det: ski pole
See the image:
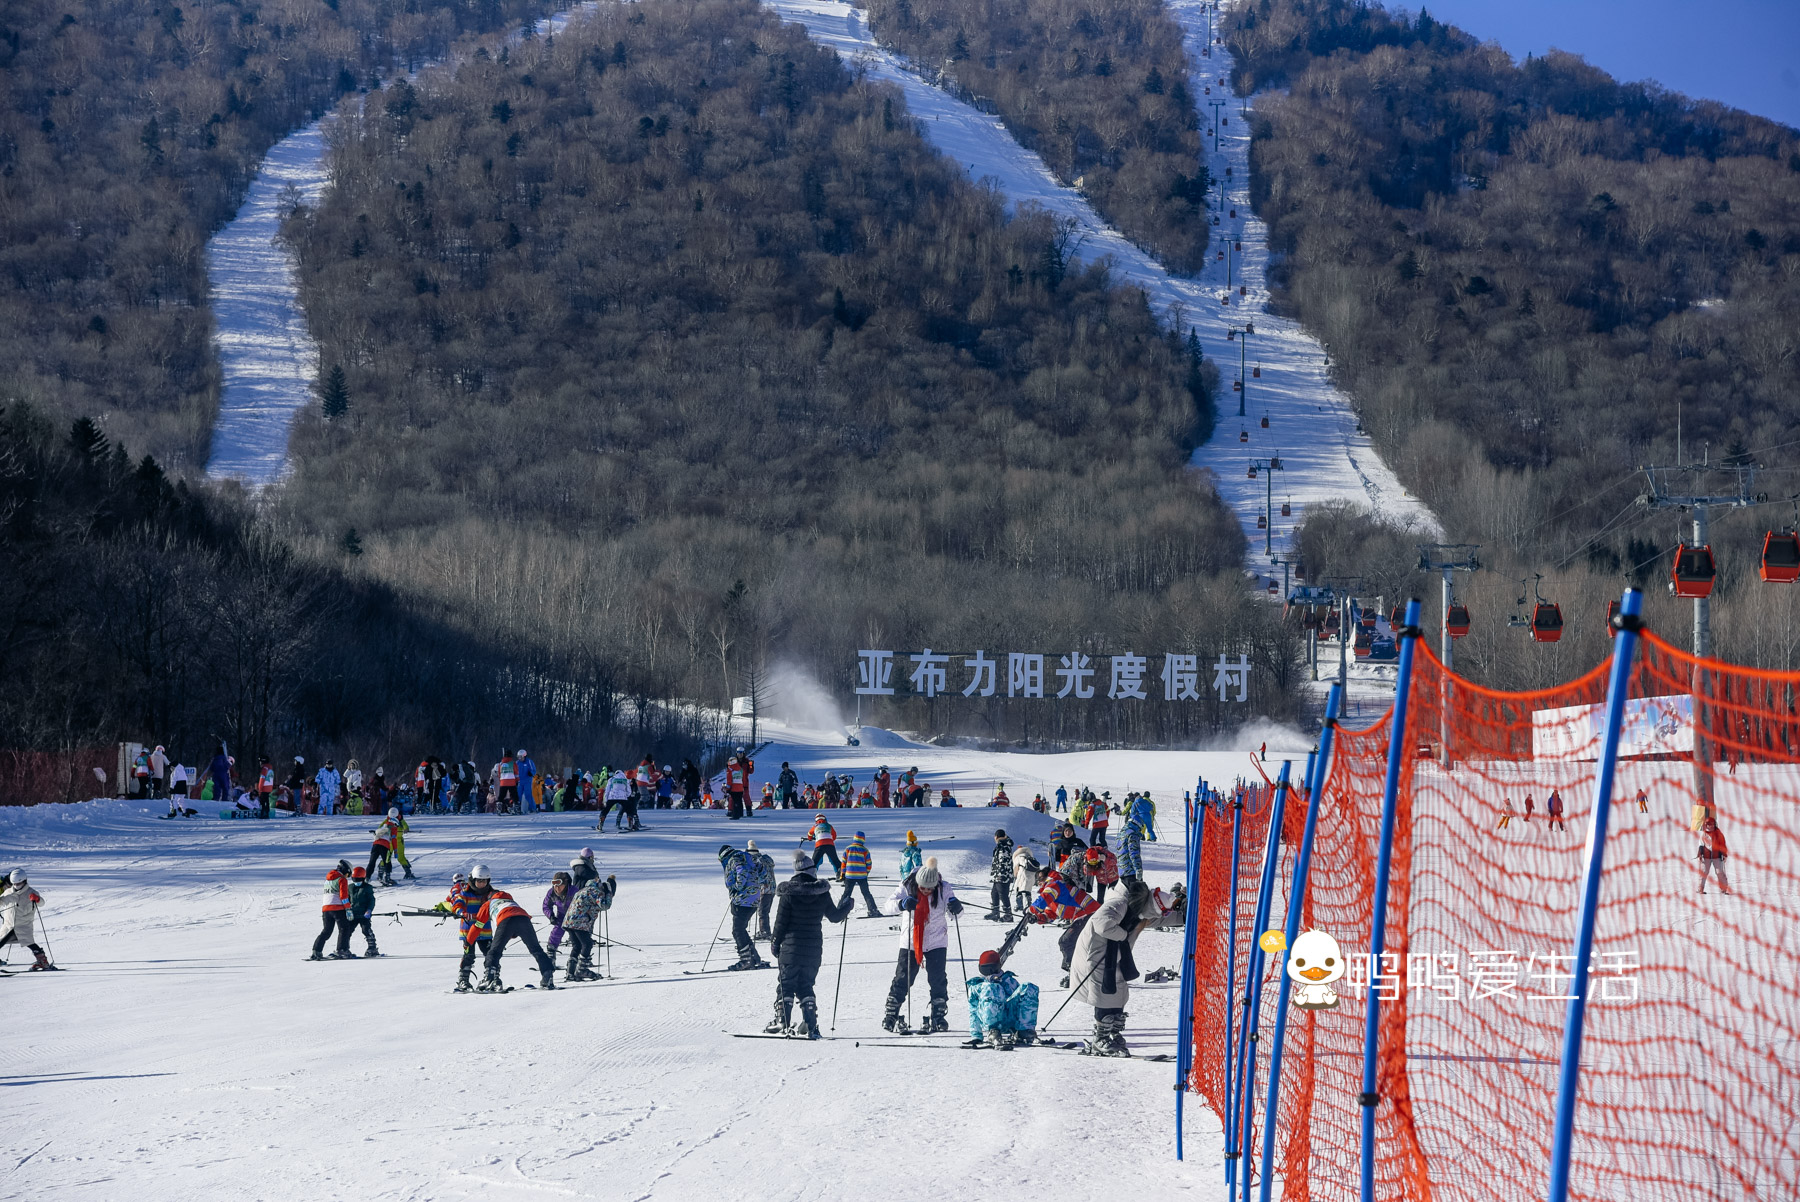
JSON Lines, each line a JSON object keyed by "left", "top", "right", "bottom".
{"left": 830, "top": 906, "right": 851, "bottom": 1030}
{"left": 34, "top": 903, "right": 54, "bottom": 966}
{"left": 604, "top": 911, "right": 612, "bottom": 980}
{"left": 1041, "top": 962, "right": 1099, "bottom": 1034}
{"left": 953, "top": 910, "right": 969, "bottom": 1000}
{"left": 700, "top": 905, "right": 728, "bottom": 972}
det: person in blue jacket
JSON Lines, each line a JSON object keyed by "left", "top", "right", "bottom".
{"left": 208, "top": 743, "right": 233, "bottom": 808}
{"left": 517, "top": 749, "right": 537, "bottom": 814}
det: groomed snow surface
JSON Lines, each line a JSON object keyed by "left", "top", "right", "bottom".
{"left": 3, "top": 729, "right": 1295, "bottom": 1199}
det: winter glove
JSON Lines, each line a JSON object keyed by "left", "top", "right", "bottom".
{"left": 947, "top": 897, "right": 964, "bottom": 916}
{"left": 899, "top": 896, "right": 917, "bottom": 911}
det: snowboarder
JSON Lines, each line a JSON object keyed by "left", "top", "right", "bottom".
{"left": 563, "top": 871, "right": 617, "bottom": 980}
{"left": 308, "top": 861, "right": 354, "bottom": 960}
{"left": 1697, "top": 818, "right": 1732, "bottom": 894}
{"left": 719, "top": 845, "right": 769, "bottom": 969}
{"left": 349, "top": 866, "right": 380, "bottom": 956}
{"left": 1071, "top": 880, "right": 1183, "bottom": 1056}
{"left": 765, "top": 850, "right": 853, "bottom": 1037}
{"left": 542, "top": 872, "right": 572, "bottom": 964}
{"left": 806, "top": 813, "right": 841, "bottom": 876}
{"left": 1084, "top": 844, "right": 1120, "bottom": 904}
{"left": 747, "top": 841, "right": 777, "bottom": 939}
{"left": 463, "top": 866, "right": 556, "bottom": 991}
{"left": 0, "top": 869, "right": 53, "bottom": 970}
{"left": 777, "top": 762, "right": 799, "bottom": 808}
{"left": 900, "top": 830, "right": 922, "bottom": 879}
{"left": 968, "top": 950, "right": 1039, "bottom": 1047}
{"left": 882, "top": 857, "right": 963, "bottom": 1033}
{"left": 837, "top": 831, "right": 880, "bottom": 917}
{"left": 987, "top": 829, "right": 1015, "bottom": 920}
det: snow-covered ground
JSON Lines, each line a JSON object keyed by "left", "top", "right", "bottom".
{"left": 1, "top": 725, "right": 1302, "bottom": 1198}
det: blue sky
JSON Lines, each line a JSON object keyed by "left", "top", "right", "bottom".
{"left": 1413, "top": 0, "right": 1800, "bottom": 129}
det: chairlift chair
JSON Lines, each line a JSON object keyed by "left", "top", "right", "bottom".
{"left": 1445, "top": 604, "right": 1470, "bottom": 639}
{"left": 1670, "top": 545, "right": 1716, "bottom": 599}
{"left": 1530, "top": 602, "right": 1564, "bottom": 643}
{"left": 1760, "top": 531, "right": 1800, "bottom": 584}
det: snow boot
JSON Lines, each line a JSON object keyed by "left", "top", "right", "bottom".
{"left": 454, "top": 967, "right": 475, "bottom": 992}
{"left": 475, "top": 970, "right": 505, "bottom": 993}
{"left": 539, "top": 966, "right": 557, "bottom": 991}
{"left": 795, "top": 999, "right": 821, "bottom": 1041}
{"left": 764, "top": 996, "right": 794, "bottom": 1035}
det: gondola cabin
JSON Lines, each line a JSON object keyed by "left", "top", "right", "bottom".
{"left": 1260, "top": 415, "right": 1269, "bottom": 428}
{"left": 1239, "top": 429, "right": 1249, "bottom": 442}
{"left": 1446, "top": 604, "right": 1470, "bottom": 639}
{"left": 1388, "top": 603, "right": 1405, "bottom": 627}
{"left": 1353, "top": 629, "right": 1373, "bottom": 658}
{"left": 1761, "top": 532, "right": 1800, "bottom": 583}
{"left": 1267, "top": 580, "right": 1278, "bottom": 595}
{"left": 1530, "top": 602, "right": 1564, "bottom": 643}
{"left": 1253, "top": 366, "right": 1261, "bottom": 378}
{"left": 1670, "top": 545, "right": 1716, "bottom": 599}
{"left": 1239, "top": 286, "right": 1247, "bottom": 297}
{"left": 1606, "top": 600, "right": 1621, "bottom": 636}
{"left": 1247, "top": 464, "right": 1257, "bottom": 478}
{"left": 1234, "top": 380, "right": 1243, "bottom": 392}
{"left": 1280, "top": 501, "right": 1291, "bottom": 517}
{"left": 1256, "top": 514, "right": 1266, "bottom": 529}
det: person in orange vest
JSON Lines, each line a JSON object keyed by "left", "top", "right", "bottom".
{"left": 724, "top": 756, "right": 751, "bottom": 820}
{"left": 308, "top": 860, "right": 355, "bottom": 960}
{"left": 495, "top": 752, "right": 520, "bottom": 813}
{"left": 807, "top": 814, "right": 841, "bottom": 875}
{"left": 463, "top": 865, "right": 557, "bottom": 991}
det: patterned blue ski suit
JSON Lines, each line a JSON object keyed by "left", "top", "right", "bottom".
{"left": 967, "top": 970, "right": 1040, "bottom": 1039}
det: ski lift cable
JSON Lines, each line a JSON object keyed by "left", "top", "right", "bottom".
{"left": 1545, "top": 496, "right": 1653, "bottom": 573}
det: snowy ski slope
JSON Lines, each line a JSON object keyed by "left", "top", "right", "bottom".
{"left": 1, "top": 727, "right": 1287, "bottom": 1199}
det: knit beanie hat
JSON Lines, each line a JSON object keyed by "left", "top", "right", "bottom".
{"left": 717, "top": 844, "right": 736, "bottom": 864}
{"left": 854, "top": 831, "right": 866, "bottom": 840}
{"left": 793, "top": 850, "right": 814, "bottom": 872}
{"left": 906, "top": 831, "right": 917, "bottom": 844}
{"left": 916, "top": 857, "right": 941, "bottom": 891}
{"left": 746, "top": 839, "right": 759, "bottom": 853}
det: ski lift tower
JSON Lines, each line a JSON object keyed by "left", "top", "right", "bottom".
{"left": 1249, "top": 454, "right": 1284, "bottom": 557}
{"left": 1319, "top": 575, "right": 1370, "bottom": 711}
{"left": 1415, "top": 544, "right": 1481, "bottom": 673}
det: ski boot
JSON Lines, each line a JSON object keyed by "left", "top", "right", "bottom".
{"left": 402, "top": 865, "right": 416, "bottom": 881}
{"left": 882, "top": 1007, "right": 911, "bottom": 1035}
{"left": 764, "top": 996, "right": 794, "bottom": 1035}
{"left": 1015, "top": 1029, "right": 1038, "bottom": 1047}
{"left": 578, "top": 951, "right": 602, "bottom": 981}
{"left": 307, "top": 951, "right": 326, "bottom": 962}
{"left": 475, "top": 970, "right": 506, "bottom": 993}
{"left": 329, "top": 948, "right": 359, "bottom": 960}
{"left": 1081, "top": 1012, "right": 1130, "bottom": 1057}
{"left": 795, "top": 999, "right": 821, "bottom": 1041}
{"left": 379, "top": 871, "right": 397, "bottom": 888}
{"left": 454, "top": 967, "right": 475, "bottom": 993}
{"left": 539, "top": 966, "right": 557, "bottom": 991}
{"left": 1059, "top": 973, "right": 1070, "bottom": 989}
{"left": 926, "top": 1004, "right": 950, "bottom": 1034}
{"left": 983, "top": 910, "right": 1000, "bottom": 922}
{"left": 364, "top": 941, "right": 382, "bottom": 958}
{"left": 29, "top": 950, "right": 58, "bottom": 971}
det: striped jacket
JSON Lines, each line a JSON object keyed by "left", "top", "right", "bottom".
{"left": 465, "top": 891, "right": 528, "bottom": 945}
{"left": 840, "top": 839, "right": 872, "bottom": 880}
{"left": 1117, "top": 823, "right": 1144, "bottom": 878}
{"left": 1028, "top": 871, "right": 1099, "bottom": 924}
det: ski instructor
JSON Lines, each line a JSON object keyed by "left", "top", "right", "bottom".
{"left": 763, "top": 849, "right": 852, "bottom": 1038}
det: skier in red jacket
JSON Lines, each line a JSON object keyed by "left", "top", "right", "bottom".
{"left": 461, "top": 865, "right": 557, "bottom": 992}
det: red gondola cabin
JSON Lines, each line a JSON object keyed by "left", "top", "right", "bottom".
{"left": 1761, "top": 532, "right": 1800, "bottom": 584}
{"left": 1446, "top": 605, "right": 1471, "bottom": 639}
{"left": 1530, "top": 603, "right": 1564, "bottom": 643}
{"left": 1670, "top": 545, "right": 1716, "bottom": 599}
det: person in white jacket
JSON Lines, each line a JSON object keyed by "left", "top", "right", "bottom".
{"left": 316, "top": 761, "right": 342, "bottom": 816}
{"left": 598, "top": 773, "right": 632, "bottom": 833}
{"left": 881, "top": 857, "right": 964, "bottom": 1034}
{"left": 1070, "top": 879, "right": 1182, "bottom": 1056}
{"left": 0, "top": 869, "right": 53, "bottom": 970}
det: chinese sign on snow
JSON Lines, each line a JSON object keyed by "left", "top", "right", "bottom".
{"left": 855, "top": 650, "right": 1252, "bottom": 702}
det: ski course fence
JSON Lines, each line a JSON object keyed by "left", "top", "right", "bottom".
{"left": 1183, "top": 594, "right": 1800, "bottom": 1201}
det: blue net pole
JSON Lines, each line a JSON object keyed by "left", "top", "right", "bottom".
{"left": 1176, "top": 774, "right": 1207, "bottom": 1160}
{"left": 1223, "top": 784, "right": 1246, "bottom": 1187}
{"left": 1545, "top": 588, "right": 1643, "bottom": 1202}
{"left": 1232, "top": 759, "right": 1295, "bottom": 1202}
{"left": 1257, "top": 684, "right": 1343, "bottom": 1202}
{"left": 1360, "top": 597, "right": 1422, "bottom": 1202}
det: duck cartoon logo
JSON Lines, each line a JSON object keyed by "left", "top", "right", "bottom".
{"left": 1287, "top": 929, "right": 1346, "bottom": 1010}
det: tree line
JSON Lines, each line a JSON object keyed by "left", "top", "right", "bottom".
{"left": 276, "top": 0, "right": 1308, "bottom": 743}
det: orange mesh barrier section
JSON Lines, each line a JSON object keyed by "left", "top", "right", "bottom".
{"left": 1187, "top": 630, "right": 1800, "bottom": 1201}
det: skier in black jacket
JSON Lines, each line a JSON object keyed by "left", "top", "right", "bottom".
{"left": 764, "top": 850, "right": 853, "bottom": 1038}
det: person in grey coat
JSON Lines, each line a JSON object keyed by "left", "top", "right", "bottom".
{"left": 1070, "top": 879, "right": 1183, "bottom": 1056}
{"left": 748, "top": 840, "right": 778, "bottom": 940}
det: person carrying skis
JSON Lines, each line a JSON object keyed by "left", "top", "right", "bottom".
{"left": 0, "top": 869, "right": 54, "bottom": 970}
{"left": 1697, "top": 818, "right": 1732, "bottom": 894}
{"left": 1071, "top": 881, "right": 1183, "bottom": 1056}
{"left": 1084, "top": 844, "right": 1120, "bottom": 904}
{"left": 900, "top": 830, "right": 922, "bottom": 879}
{"left": 543, "top": 871, "right": 573, "bottom": 965}
{"left": 349, "top": 866, "right": 381, "bottom": 957}
{"left": 746, "top": 841, "right": 778, "bottom": 940}
{"left": 987, "top": 829, "right": 1015, "bottom": 920}
{"left": 463, "top": 865, "right": 556, "bottom": 992}
{"left": 718, "top": 845, "right": 769, "bottom": 970}
{"left": 1117, "top": 819, "right": 1145, "bottom": 887}
{"left": 1028, "top": 859, "right": 1101, "bottom": 986}
{"left": 806, "top": 814, "right": 841, "bottom": 876}
{"left": 724, "top": 756, "right": 750, "bottom": 819}
{"left": 837, "top": 832, "right": 880, "bottom": 917}
{"left": 968, "top": 950, "right": 1039, "bottom": 1048}
{"left": 882, "top": 857, "right": 963, "bottom": 1033}
{"left": 308, "top": 860, "right": 355, "bottom": 961}
{"left": 765, "top": 850, "right": 854, "bottom": 1038}
{"left": 563, "top": 871, "right": 617, "bottom": 981}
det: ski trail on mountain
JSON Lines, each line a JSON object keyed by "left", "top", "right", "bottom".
{"left": 765, "top": 0, "right": 1441, "bottom": 574}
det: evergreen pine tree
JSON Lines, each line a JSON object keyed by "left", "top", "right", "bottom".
{"left": 69, "top": 417, "right": 108, "bottom": 460}
{"left": 321, "top": 365, "right": 350, "bottom": 420}
{"left": 340, "top": 527, "right": 364, "bottom": 556}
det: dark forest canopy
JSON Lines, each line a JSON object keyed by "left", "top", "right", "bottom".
{"left": 276, "top": 0, "right": 1308, "bottom": 742}
{"left": 864, "top": 0, "right": 1213, "bottom": 272}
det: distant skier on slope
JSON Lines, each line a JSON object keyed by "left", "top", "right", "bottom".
{"left": 307, "top": 860, "right": 354, "bottom": 961}
{"left": 882, "top": 857, "right": 962, "bottom": 1033}
{"left": 764, "top": 850, "right": 853, "bottom": 1038}
{"left": 349, "top": 866, "right": 381, "bottom": 957}
{"left": 987, "top": 830, "right": 1015, "bottom": 921}
{"left": 463, "top": 865, "right": 556, "bottom": 992}
{"left": 838, "top": 832, "right": 881, "bottom": 918}
{"left": 0, "top": 868, "right": 54, "bottom": 970}
{"left": 718, "top": 845, "right": 769, "bottom": 971}
{"left": 806, "top": 814, "right": 841, "bottom": 876}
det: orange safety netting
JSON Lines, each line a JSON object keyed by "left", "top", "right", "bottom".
{"left": 1186, "top": 630, "right": 1800, "bottom": 1202}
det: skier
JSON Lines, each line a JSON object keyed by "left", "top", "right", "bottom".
{"left": 1028, "top": 858, "right": 1100, "bottom": 987}
{"left": 658, "top": 767, "right": 676, "bottom": 809}
{"left": 882, "top": 857, "right": 963, "bottom": 1033}
{"left": 1635, "top": 787, "right": 1650, "bottom": 814}
{"left": 837, "top": 831, "right": 881, "bottom": 917}
{"left": 344, "top": 760, "right": 364, "bottom": 814}
{"left": 1117, "top": 819, "right": 1144, "bottom": 887}
{"left": 308, "top": 860, "right": 354, "bottom": 961}
{"left": 563, "top": 871, "right": 617, "bottom": 981}
{"left": 132, "top": 746, "right": 151, "bottom": 797}
{"left": 806, "top": 813, "right": 841, "bottom": 876}
{"left": 366, "top": 808, "right": 411, "bottom": 884}
{"left": 987, "top": 829, "right": 1015, "bottom": 920}
{"left": 463, "top": 866, "right": 556, "bottom": 991}
{"left": 991, "top": 783, "right": 1010, "bottom": 807}
{"left": 1546, "top": 789, "right": 1567, "bottom": 832}
{"left": 764, "top": 850, "right": 853, "bottom": 1038}
{"left": 495, "top": 752, "right": 520, "bottom": 813}
{"left": 1088, "top": 792, "right": 1111, "bottom": 847}
{"left": 1697, "top": 818, "right": 1732, "bottom": 894}
{"left": 777, "top": 762, "right": 799, "bottom": 808}
{"left": 679, "top": 759, "right": 702, "bottom": 809}
{"left": 1010, "top": 842, "right": 1040, "bottom": 914}
{"left": 900, "top": 830, "right": 923, "bottom": 879}
{"left": 349, "top": 866, "right": 381, "bottom": 956}
{"left": 968, "top": 950, "right": 1039, "bottom": 1048}
{"left": 570, "top": 848, "right": 599, "bottom": 890}
{"left": 285, "top": 756, "right": 306, "bottom": 814}
{"left": 1049, "top": 821, "right": 1087, "bottom": 866}
{"left": 517, "top": 749, "right": 537, "bottom": 815}
{"left": 1071, "top": 880, "right": 1183, "bottom": 1055}
{"left": 1054, "top": 785, "right": 1068, "bottom": 813}
{"left": 542, "top": 871, "right": 572, "bottom": 966}
{"left": 874, "top": 766, "right": 891, "bottom": 808}
{"left": 718, "top": 845, "right": 769, "bottom": 970}
{"left": 1496, "top": 797, "right": 1515, "bottom": 831}
{"left": 600, "top": 771, "right": 631, "bottom": 831}
{"left": 317, "top": 760, "right": 341, "bottom": 816}
{"left": 207, "top": 744, "right": 233, "bottom": 812}
{"left": 1084, "top": 843, "right": 1120, "bottom": 904}
{"left": 724, "top": 756, "right": 750, "bottom": 819}
{"left": 149, "top": 744, "right": 169, "bottom": 797}
{"left": 255, "top": 756, "right": 276, "bottom": 818}
{"left": 0, "top": 869, "right": 54, "bottom": 970}
{"left": 1131, "top": 792, "right": 1157, "bottom": 841}
{"left": 432, "top": 873, "right": 489, "bottom": 989}
{"left": 1523, "top": 793, "right": 1535, "bottom": 823}
{"left": 747, "top": 840, "right": 777, "bottom": 940}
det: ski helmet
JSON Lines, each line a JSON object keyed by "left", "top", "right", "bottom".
{"left": 295, "top": 755, "right": 304, "bottom": 765}
{"left": 978, "top": 950, "right": 1002, "bottom": 976}
{"left": 662, "top": 765, "right": 671, "bottom": 773}
{"left": 469, "top": 863, "right": 492, "bottom": 882}
{"left": 336, "top": 860, "right": 352, "bottom": 875}
{"left": 387, "top": 807, "right": 399, "bottom": 818}
{"left": 453, "top": 872, "right": 467, "bottom": 884}
{"left": 8, "top": 868, "right": 25, "bottom": 885}
{"left": 518, "top": 749, "right": 527, "bottom": 757}
{"left": 352, "top": 866, "right": 366, "bottom": 879}
{"left": 579, "top": 847, "right": 593, "bottom": 860}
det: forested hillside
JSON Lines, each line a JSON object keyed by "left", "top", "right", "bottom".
{"left": 0, "top": 0, "right": 547, "bottom": 472}
{"left": 863, "top": 0, "right": 1211, "bottom": 272}
{"left": 1228, "top": 0, "right": 1800, "bottom": 685}
{"left": 279, "top": 0, "right": 1300, "bottom": 741}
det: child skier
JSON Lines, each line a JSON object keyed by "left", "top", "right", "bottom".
{"left": 0, "top": 868, "right": 54, "bottom": 970}
{"left": 570, "top": 848, "right": 599, "bottom": 890}
{"left": 987, "top": 829, "right": 1015, "bottom": 920}
{"left": 719, "top": 846, "right": 769, "bottom": 970}
{"left": 1028, "top": 860, "right": 1101, "bottom": 987}
{"left": 806, "top": 813, "right": 841, "bottom": 875}
{"left": 349, "top": 866, "right": 381, "bottom": 957}
{"left": 308, "top": 860, "right": 354, "bottom": 961}
{"left": 747, "top": 840, "right": 777, "bottom": 940}
{"left": 882, "top": 857, "right": 963, "bottom": 1033}
{"left": 968, "top": 950, "right": 1039, "bottom": 1048}
{"left": 838, "top": 832, "right": 880, "bottom": 917}
{"left": 1011, "top": 843, "right": 1041, "bottom": 914}
{"left": 1088, "top": 793, "right": 1111, "bottom": 847}
{"left": 1546, "top": 789, "right": 1567, "bottom": 832}
{"left": 1084, "top": 843, "right": 1120, "bottom": 905}
{"left": 1497, "top": 797, "right": 1515, "bottom": 831}
{"left": 366, "top": 808, "right": 410, "bottom": 884}
{"left": 563, "top": 872, "right": 617, "bottom": 981}
{"left": 463, "top": 865, "right": 556, "bottom": 992}
{"left": 899, "top": 831, "right": 922, "bottom": 879}
{"left": 543, "top": 871, "right": 572, "bottom": 965}
{"left": 765, "top": 850, "right": 853, "bottom": 1038}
